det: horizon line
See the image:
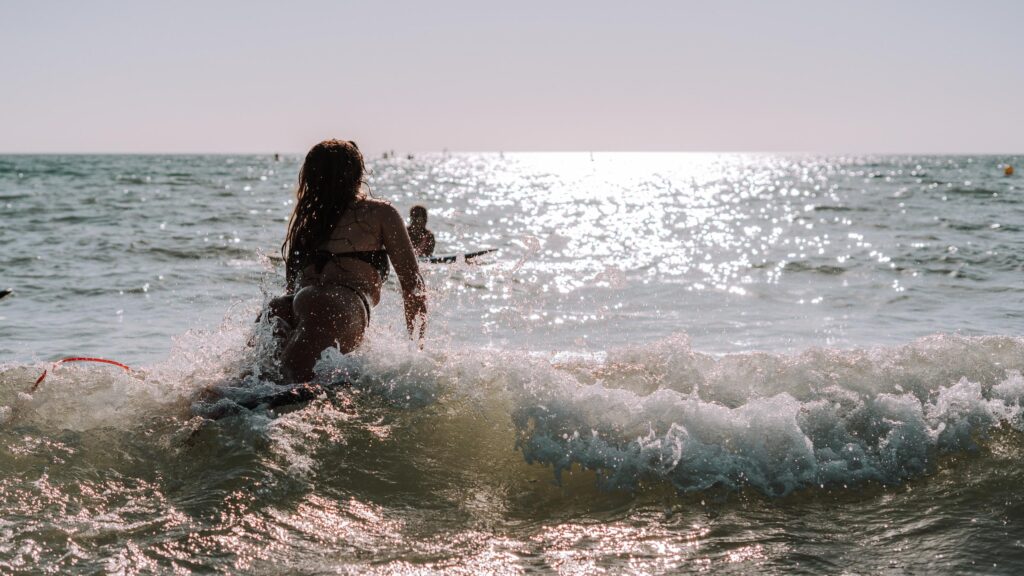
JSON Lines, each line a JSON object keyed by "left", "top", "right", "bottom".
{"left": 1, "top": 150, "right": 1021, "bottom": 156}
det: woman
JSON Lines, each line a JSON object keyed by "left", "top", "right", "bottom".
{"left": 269, "top": 139, "right": 427, "bottom": 381}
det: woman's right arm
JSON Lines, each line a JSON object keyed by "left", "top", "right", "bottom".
{"left": 380, "top": 205, "right": 428, "bottom": 341}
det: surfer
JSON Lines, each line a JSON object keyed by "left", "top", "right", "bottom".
{"left": 267, "top": 139, "right": 427, "bottom": 382}
{"left": 407, "top": 205, "right": 436, "bottom": 257}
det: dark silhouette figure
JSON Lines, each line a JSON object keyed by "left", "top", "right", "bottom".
{"left": 267, "top": 140, "right": 427, "bottom": 381}
{"left": 407, "top": 205, "right": 436, "bottom": 257}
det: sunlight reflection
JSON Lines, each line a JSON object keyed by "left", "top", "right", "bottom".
{"left": 423, "top": 153, "right": 883, "bottom": 338}
{"left": 532, "top": 521, "right": 713, "bottom": 574}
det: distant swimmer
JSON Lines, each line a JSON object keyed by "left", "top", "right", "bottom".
{"left": 0, "top": 288, "right": 11, "bottom": 301}
{"left": 407, "top": 205, "right": 436, "bottom": 257}
{"left": 1006, "top": 165, "right": 1015, "bottom": 177}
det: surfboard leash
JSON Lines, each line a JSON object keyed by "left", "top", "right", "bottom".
{"left": 30, "top": 357, "right": 134, "bottom": 393}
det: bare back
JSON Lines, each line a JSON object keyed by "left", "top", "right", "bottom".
{"left": 298, "top": 198, "right": 423, "bottom": 307}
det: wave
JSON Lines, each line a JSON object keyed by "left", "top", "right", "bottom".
{"left": 943, "top": 186, "right": 1014, "bottom": 201}
{"left": 284, "top": 332, "right": 1024, "bottom": 496}
{"left": 3, "top": 325, "right": 1024, "bottom": 498}
{"left": 782, "top": 260, "right": 847, "bottom": 275}
{"left": 809, "top": 205, "right": 866, "bottom": 213}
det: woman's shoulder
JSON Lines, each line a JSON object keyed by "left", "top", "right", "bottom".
{"left": 349, "top": 198, "right": 404, "bottom": 235}
{"left": 356, "top": 196, "right": 396, "bottom": 212}
{"left": 356, "top": 197, "right": 401, "bottom": 219}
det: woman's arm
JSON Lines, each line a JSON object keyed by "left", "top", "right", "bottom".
{"left": 380, "top": 204, "right": 428, "bottom": 341}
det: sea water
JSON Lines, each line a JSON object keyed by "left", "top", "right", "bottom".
{"left": 1, "top": 153, "right": 1023, "bottom": 573}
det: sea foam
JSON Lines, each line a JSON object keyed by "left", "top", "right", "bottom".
{"left": 3, "top": 330, "right": 1023, "bottom": 497}
{"left": 312, "top": 332, "right": 1024, "bottom": 496}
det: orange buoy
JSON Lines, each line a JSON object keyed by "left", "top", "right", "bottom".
{"left": 1005, "top": 165, "right": 1015, "bottom": 176}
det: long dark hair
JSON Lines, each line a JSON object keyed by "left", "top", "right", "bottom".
{"left": 282, "top": 139, "right": 366, "bottom": 291}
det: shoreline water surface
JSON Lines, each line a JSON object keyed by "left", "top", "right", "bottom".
{"left": 1, "top": 153, "right": 1023, "bottom": 573}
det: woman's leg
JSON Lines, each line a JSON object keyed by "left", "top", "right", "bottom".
{"left": 279, "top": 285, "right": 368, "bottom": 382}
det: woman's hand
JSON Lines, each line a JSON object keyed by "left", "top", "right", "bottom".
{"left": 404, "top": 291, "right": 428, "bottom": 347}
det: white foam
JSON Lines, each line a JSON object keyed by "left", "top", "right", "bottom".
{"left": 312, "top": 332, "right": 1024, "bottom": 495}
{"left": 547, "top": 336, "right": 1024, "bottom": 494}
{"left": 5, "top": 317, "right": 1023, "bottom": 497}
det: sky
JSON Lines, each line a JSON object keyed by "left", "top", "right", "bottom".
{"left": 1, "top": 0, "right": 1022, "bottom": 154}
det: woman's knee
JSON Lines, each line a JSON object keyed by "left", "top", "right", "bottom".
{"left": 268, "top": 295, "right": 295, "bottom": 319}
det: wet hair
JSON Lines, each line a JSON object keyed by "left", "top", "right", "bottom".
{"left": 282, "top": 139, "right": 366, "bottom": 291}
{"left": 410, "top": 205, "right": 428, "bottom": 222}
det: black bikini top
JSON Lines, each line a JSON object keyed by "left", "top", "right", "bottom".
{"left": 313, "top": 249, "right": 390, "bottom": 282}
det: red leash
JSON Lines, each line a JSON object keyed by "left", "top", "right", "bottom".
{"left": 31, "top": 357, "right": 133, "bottom": 393}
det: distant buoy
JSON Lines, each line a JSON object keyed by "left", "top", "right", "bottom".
{"left": 1005, "top": 165, "right": 1015, "bottom": 176}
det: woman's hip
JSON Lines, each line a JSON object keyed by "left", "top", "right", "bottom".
{"left": 293, "top": 283, "right": 371, "bottom": 327}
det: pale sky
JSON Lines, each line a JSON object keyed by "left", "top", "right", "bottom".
{"left": 2, "top": 1, "right": 1022, "bottom": 154}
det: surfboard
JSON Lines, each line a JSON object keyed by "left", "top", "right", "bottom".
{"left": 421, "top": 248, "right": 498, "bottom": 264}
{"left": 239, "top": 381, "right": 348, "bottom": 410}
{"left": 197, "top": 379, "right": 352, "bottom": 419}
{"left": 267, "top": 249, "right": 498, "bottom": 265}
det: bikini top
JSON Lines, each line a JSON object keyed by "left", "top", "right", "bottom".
{"left": 313, "top": 249, "right": 390, "bottom": 282}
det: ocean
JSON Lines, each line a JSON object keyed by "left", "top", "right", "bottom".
{"left": 1, "top": 153, "right": 1023, "bottom": 573}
